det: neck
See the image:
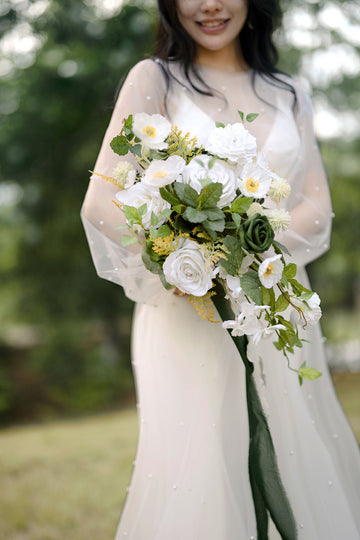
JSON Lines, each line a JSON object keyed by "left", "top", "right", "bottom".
{"left": 195, "top": 42, "right": 248, "bottom": 73}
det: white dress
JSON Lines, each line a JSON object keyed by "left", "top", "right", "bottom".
{"left": 81, "top": 59, "right": 360, "bottom": 539}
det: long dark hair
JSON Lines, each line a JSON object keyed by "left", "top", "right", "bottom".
{"left": 154, "top": 0, "right": 296, "bottom": 107}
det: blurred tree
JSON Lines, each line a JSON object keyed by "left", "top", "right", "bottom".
{"left": 0, "top": 0, "right": 359, "bottom": 423}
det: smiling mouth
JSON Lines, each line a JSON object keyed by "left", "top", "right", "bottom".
{"left": 197, "top": 19, "right": 230, "bottom": 28}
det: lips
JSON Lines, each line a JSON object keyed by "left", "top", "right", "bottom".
{"left": 197, "top": 19, "right": 230, "bottom": 28}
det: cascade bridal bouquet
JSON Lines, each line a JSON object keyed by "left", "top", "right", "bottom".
{"left": 91, "top": 110, "right": 325, "bottom": 537}
{"left": 93, "top": 110, "right": 321, "bottom": 384}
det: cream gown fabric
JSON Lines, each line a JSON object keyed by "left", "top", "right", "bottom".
{"left": 81, "top": 59, "right": 360, "bottom": 539}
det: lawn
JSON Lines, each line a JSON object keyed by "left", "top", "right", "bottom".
{"left": 0, "top": 373, "right": 359, "bottom": 540}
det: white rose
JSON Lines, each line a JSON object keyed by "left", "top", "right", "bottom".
{"left": 237, "top": 159, "right": 272, "bottom": 198}
{"left": 142, "top": 155, "right": 185, "bottom": 187}
{"left": 132, "top": 113, "right": 172, "bottom": 150}
{"left": 182, "top": 155, "right": 237, "bottom": 208}
{"left": 163, "top": 239, "right": 214, "bottom": 296}
{"left": 116, "top": 183, "right": 170, "bottom": 229}
{"left": 205, "top": 123, "right": 257, "bottom": 164}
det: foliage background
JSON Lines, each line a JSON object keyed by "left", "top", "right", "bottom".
{"left": 0, "top": 0, "right": 359, "bottom": 426}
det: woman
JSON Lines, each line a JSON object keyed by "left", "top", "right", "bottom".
{"left": 81, "top": 1, "right": 360, "bottom": 538}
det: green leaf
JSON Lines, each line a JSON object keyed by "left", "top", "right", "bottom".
{"left": 261, "top": 287, "right": 275, "bottom": 310}
{"left": 240, "top": 271, "right": 262, "bottom": 305}
{"left": 203, "top": 217, "right": 225, "bottom": 232}
{"left": 121, "top": 235, "right": 138, "bottom": 247}
{"left": 174, "top": 182, "right": 199, "bottom": 207}
{"left": 204, "top": 207, "right": 224, "bottom": 221}
{"left": 208, "top": 156, "right": 217, "bottom": 169}
{"left": 231, "top": 196, "right": 253, "bottom": 214}
{"left": 198, "top": 182, "right": 223, "bottom": 209}
{"left": 195, "top": 158, "right": 205, "bottom": 167}
{"left": 238, "top": 110, "right": 244, "bottom": 122}
{"left": 172, "top": 204, "right": 185, "bottom": 213}
{"left": 130, "top": 144, "right": 142, "bottom": 157}
{"left": 122, "top": 205, "right": 140, "bottom": 223}
{"left": 151, "top": 212, "right": 159, "bottom": 226}
{"left": 142, "top": 244, "right": 162, "bottom": 274}
{"left": 246, "top": 113, "right": 259, "bottom": 123}
{"left": 110, "top": 135, "right": 129, "bottom": 156}
{"left": 215, "top": 121, "right": 225, "bottom": 128}
{"left": 183, "top": 207, "right": 208, "bottom": 223}
{"left": 220, "top": 236, "right": 244, "bottom": 276}
{"left": 275, "top": 294, "right": 290, "bottom": 312}
{"left": 157, "top": 224, "right": 172, "bottom": 238}
{"left": 137, "top": 203, "right": 148, "bottom": 217}
{"left": 299, "top": 365, "right": 322, "bottom": 381}
{"left": 273, "top": 240, "right": 291, "bottom": 256}
{"left": 231, "top": 213, "right": 241, "bottom": 228}
{"left": 124, "top": 114, "right": 134, "bottom": 139}
{"left": 283, "top": 263, "right": 297, "bottom": 279}
{"left": 159, "top": 186, "right": 180, "bottom": 206}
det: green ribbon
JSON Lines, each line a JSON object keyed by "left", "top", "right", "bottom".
{"left": 212, "top": 282, "right": 298, "bottom": 540}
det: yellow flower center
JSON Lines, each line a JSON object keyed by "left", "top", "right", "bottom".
{"left": 264, "top": 264, "right": 273, "bottom": 276}
{"left": 142, "top": 125, "right": 156, "bottom": 138}
{"left": 153, "top": 170, "right": 168, "bottom": 178}
{"left": 245, "top": 177, "right": 259, "bottom": 193}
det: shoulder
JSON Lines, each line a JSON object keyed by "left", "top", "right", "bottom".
{"left": 126, "top": 58, "right": 166, "bottom": 84}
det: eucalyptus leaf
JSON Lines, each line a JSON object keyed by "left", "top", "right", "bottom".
{"left": 159, "top": 186, "right": 180, "bottom": 206}
{"left": 231, "top": 213, "right": 241, "bottom": 228}
{"left": 215, "top": 121, "right": 225, "bottom": 128}
{"left": 273, "top": 240, "right": 291, "bottom": 256}
{"left": 130, "top": 144, "right": 142, "bottom": 157}
{"left": 110, "top": 135, "right": 129, "bottom": 156}
{"left": 203, "top": 217, "right": 225, "bottom": 232}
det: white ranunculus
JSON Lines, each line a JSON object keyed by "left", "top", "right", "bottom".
{"left": 142, "top": 155, "right": 185, "bottom": 187}
{"left": 132, "top": 113, "right": 172, "bottom": 150}
{"left": 205, "top": 123, "right": 257, "bottom": 164}
{"left": 258, "top": 254, "right": 284, "bottom": 289}
{"left": 116, "top": 183, "right": 170, "bottom": 229}
{"left": 182, "top": 155, "right": 237, "bottom": 207}
{"left": 112, "top": 161, "right": 136, "bottom": 189}
{"left": 237, "top": 159, "right": 272, "bottom": 198}
{"left": 162, "top": 239, "right": 214, "bottom": 296}
{"left": 291, "top": 293, "right": 322, "bottom": 326}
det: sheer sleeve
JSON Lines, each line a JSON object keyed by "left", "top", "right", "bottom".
{"left": 80, "top": 59, "right": 167, "bottom": 304}
{"left": 277, "top": 85, "right": 333, "bottom": 267}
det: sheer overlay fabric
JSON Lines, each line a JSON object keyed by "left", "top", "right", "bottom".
{"left": 81, "top": 59, "right": 360, "bottom": 539}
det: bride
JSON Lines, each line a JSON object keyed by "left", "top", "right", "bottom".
{"left": 81, "top": 0, "right": 360, "bottom": 538}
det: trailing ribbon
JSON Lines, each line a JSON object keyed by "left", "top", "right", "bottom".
{"left": 212, "top": 281, "right": 298, "bottom": 540}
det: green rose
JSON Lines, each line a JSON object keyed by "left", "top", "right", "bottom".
{"left": 240, "top": 213, "right": 274, "bottom": 253}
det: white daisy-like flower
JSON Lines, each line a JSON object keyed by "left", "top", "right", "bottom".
{"left": 238, "top": 159, "right": 272, "bottom": 198}
{"left": 116, "top": 182, "right": 170, "bottom": 229}
{"left": 291, "top": 293, "right": 322, "bottom": 326}
{"left": 112, "top": 161, "right": 136, "bottom": 189}
{"left": 258, "top": 254, "right": 284, "bottom": 289}
{"left": 182, "top": 155, "right": 237, "bottom": 208}
{"left": 132, "top": 113, "right": 172, "bottom": 150}
{"left": 205, "top": 123, "right": 257, "bottom": 164}
{"left": 247, "top": 202, "right": 264, "bottom": 218}
{"left": 268, "top": 176, "right": 291, "bottom": 202}
{"left": 142, "top": 155, "right": 185, "bottom": 187}
{"left": 222, "top": 301, "right": 269, "bottom": 338}
{"left": 267, "top": 208, "right": 291, "bottom": 232}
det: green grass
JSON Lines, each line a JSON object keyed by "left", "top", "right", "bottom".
{"left": 0, "top": 374, "right": 359, "bottom": 540}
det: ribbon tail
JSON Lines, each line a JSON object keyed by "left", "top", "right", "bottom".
{"left": 212, "top": 284, "right": 298, "bottom": 540}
